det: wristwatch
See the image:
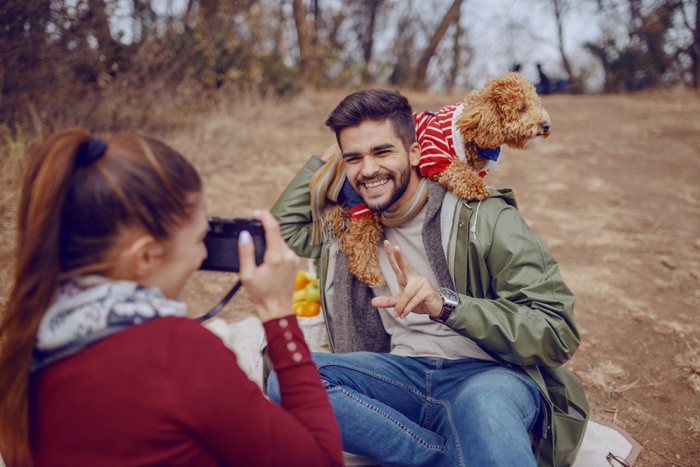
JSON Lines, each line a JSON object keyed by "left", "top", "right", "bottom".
{"left": 430, "top": 287, "right": 459, "bottom": 323}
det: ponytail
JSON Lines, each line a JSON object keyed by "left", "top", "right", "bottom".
{"left": 0, "top": 129, "right": 90, "bottom": 464}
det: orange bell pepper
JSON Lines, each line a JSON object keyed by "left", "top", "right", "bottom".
{"left": 293, "top": 300, "right": 321, "bottom": 317}
{"left": 294, "top": 272, "right": 310, "bottom": 291}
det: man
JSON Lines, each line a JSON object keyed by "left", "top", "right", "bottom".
{"left": 268, "top": 89, "right": 588, "bottom": 466}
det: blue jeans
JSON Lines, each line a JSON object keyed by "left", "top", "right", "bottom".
{"left": 267, "top": 352, "right": 540, "bottom": 467}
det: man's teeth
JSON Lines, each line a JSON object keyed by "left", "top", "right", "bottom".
{"left": 365, "top": 179, "right": 389, "bottom": 189}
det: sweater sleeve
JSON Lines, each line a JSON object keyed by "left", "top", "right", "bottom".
{"left": 166, "top": 317, "right": 342, "bottom": 467}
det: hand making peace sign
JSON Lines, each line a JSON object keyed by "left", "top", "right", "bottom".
{"left": 370, "top": 240, "right": 444, "bottom": 320}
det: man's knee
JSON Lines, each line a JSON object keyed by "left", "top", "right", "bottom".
{"left": 455, "top": 369, "right": 540, "bottom": 422}
{"left": 311, "top": 351, "right": 366, "bottom": 387}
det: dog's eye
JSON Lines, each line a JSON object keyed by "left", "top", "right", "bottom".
{"left": 518, "top": 105, "right": 527, "bottom": 113}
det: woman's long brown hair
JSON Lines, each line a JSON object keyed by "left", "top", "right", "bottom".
{"left": 0, "top": 129, "right": 201, "bottom": 464}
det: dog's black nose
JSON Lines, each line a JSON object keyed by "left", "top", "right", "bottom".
{"left": 541, "top": 123, "right": 550, "bottom": 133}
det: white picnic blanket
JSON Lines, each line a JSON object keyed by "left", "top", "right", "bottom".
{"left": 205, "top": 316, "right": 267, "bottom": 389}
{"left": 574, "top": 419, "right": 642, "bottom": 466}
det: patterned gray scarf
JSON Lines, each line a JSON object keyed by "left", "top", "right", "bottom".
{"left": 32, "top": 275, "right": 187, "bottom": 371}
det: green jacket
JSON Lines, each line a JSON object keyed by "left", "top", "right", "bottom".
{"left": 271, "top": 157, "right": 589, "bottom": 466}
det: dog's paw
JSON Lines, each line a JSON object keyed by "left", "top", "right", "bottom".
{"left": 470, "top": 182, "right": 490, "bottom": 200}
{"left": 434, "top": 162, "right": 490, "bottom": 201}
{"left": 354, "top": 267, "right": 385, "bottom": 287}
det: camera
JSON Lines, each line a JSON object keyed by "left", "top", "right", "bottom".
{"left": 199, "top": 217, "right": 266, "bottom": 273}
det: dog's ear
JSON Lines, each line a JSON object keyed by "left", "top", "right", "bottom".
{"left": 455, "top": 104, "right": 481, "bottom": 140}
{"left": 483, "top": 72, "right": 539, "bottom": 121}
{"left": 456, "top": 90, "right": 504, "bottom": 149}
{"left": 471, "top": 108, "right": 505, "bottom": 148}
{"left": 455, "top": 89, "right": 485, "bottom": 138}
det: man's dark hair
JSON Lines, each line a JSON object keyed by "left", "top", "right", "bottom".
{"left": 325, "top": 89, "right": 416, "bottom": 151}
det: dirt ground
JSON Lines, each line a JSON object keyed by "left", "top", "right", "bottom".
{"left": 1, "top": 89, "right": 698, "bottom": 466}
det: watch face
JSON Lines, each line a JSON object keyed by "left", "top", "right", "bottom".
{"left": 439, "top": 288, "right": 459, "bottom": 306}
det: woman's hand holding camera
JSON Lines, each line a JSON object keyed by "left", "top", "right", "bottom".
{"left": 238, "top": 211, "right": 299, "bottom": 322}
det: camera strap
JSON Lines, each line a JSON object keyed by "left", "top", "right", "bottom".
{"left": 196, "top": 280, "right": 242, "bottom": 322}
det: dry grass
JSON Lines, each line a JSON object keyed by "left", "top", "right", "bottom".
{"left": 0, "top": 126, "right": 26, "bottom": 308}
{"left": 580, "top": 361, "right": 630, "bottom": 397}
{"left": 690, "top": 416, "right": 700, "bottom": 434}
{"left": 675, "top": 350, "right": 700, "bottom": 394}
{"left": 0, "top": 127, "right": 23, "bottom": 467}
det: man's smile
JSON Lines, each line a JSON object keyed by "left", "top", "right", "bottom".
{"left": 363, "top": 178, "right": 390, "bottom": 190}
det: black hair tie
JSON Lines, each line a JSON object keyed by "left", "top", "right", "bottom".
{"left": 76, "top": 137, "right": 108, "bottom": 167}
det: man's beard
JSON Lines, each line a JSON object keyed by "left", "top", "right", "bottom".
{"left": 360, "top": 166, "right": 411, "bottom": 213}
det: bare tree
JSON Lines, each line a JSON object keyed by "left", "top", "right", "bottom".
{"left": 447, "top": 19, "right": 463, "bottom": 91}
{"left": 389, "top": 8, "right": 416, "bottom": 87}
{"left": 549, "top": 0, "right": 577, "bottom": 88}
{"left": 131, "top": 0, "right": 157, "bottom": 42}
{"left": 413, "top": 0, "right": 463, "bottom": 90}
{"left": 292, "top": 0, "right": 321, "bottom": 86}
{"left": 354, "top": 0, "right": 384, "bottom": 83}
{"left": 693, "top": 0, "right": 699, "bottom": 88}
{"left": 0, "top": 0, "right": 53, "bottom": 125}
{"left": 679, "top": 0, "right": 700, "bottom": 88}
{"left": 585, "top": 0, "right": 689, "bottom": 91}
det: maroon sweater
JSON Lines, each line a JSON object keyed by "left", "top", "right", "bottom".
{"left": 29, "top": 315, "right": 343, "bottom": 466}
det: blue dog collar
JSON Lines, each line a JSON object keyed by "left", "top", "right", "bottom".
{"left": 476, "top": 145, "right": 501, "bottom": 161}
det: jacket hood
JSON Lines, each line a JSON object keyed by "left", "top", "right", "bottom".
{"left": 485, "top": 187, "right": 518, "bottom": 209}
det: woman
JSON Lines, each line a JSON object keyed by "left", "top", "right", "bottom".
{"left": 0, "top": 129, "right": 343, "bottom": 466}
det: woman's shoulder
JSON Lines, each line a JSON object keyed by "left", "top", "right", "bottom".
{"left": 120, "top": 315, "right": 208, "bottom": 338}
{"left": 98, "top": 316, "right": 233, "bottom": 366}
{"left": 36, "top": 317, "right": 238, "bottom": 390}
{"left": 96, "top": 317, "right": 241, "bottom": 383}
{"left": 125, "top": 316, "right": 227, "bottom": 350}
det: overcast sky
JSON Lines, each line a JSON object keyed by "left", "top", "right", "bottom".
{"left": 456, "top": 0, "right": 601, "bottom": 84}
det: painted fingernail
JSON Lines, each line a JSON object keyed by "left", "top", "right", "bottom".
{"left": 239, "top": 231, "right": 251, "bottom": 244}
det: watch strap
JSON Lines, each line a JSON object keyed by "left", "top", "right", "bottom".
{"left": 430, "top": 287, "right": 458, "bottom": 323}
